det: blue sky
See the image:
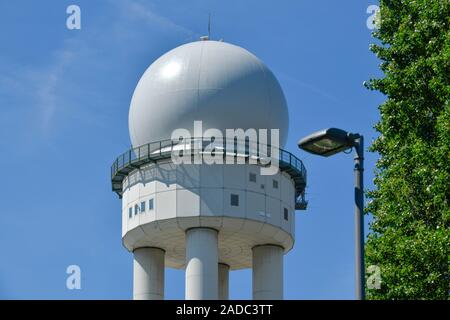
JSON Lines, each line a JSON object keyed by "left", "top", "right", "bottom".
{"left": 0, "top": 0, "right": 383, "bottom": 299}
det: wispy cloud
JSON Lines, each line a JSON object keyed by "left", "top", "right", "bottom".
{"left": 0, "top": 42, "right": 80, "bottom": 137}
{"left": 0, "top": 39, "right": 89, "bottom": 145}
{"left": 0, "top": 0, "right": 198, "bottom": 140}
{"left": 279, "top": 71, "right": 345, "bottom": 107}
{"left": 123, "top": 0, "right": 196, "bottom": 38}
{"left": 36, "top": 49, "right": 76, "bottom": 130}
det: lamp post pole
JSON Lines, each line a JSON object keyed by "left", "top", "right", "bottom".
{"left": 353, "top": 135, "right": 365, "bottom": 300}
{"left": 297, "top": 128, "right": 366, "bottom": 300}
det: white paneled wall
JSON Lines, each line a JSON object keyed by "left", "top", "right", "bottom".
{"left": 122, "top": 162, "right": 296, "bottom": 232}
{"left": 121, "top": 160, "right": 297, "bottom": 269}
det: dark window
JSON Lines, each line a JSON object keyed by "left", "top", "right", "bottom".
{"left": 273, "top": 180, "right": 279, "bottom": 189}
{"left": 249, "top": 173, "right": 256, "bottom": 182}
{"left": 129, "top": 207, "right": 132, "bottom": 219}
{"left": 284, "top": 208, "right": 289, "bottom": 221}
{"left": 230, "top": 194, "right": 239, "bottom": 207}
{"left": 140, "top": 201, "right": 146, "bottom": 212}
{"left": 135, "top": 204, "right": 139, "bottom": 216}
{"left": 149, "top": 198, "right": 154, "bottom": 210}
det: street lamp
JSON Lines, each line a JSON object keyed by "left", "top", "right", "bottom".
{"left": 298, "top": 128, "right": 365, "bottom": 300}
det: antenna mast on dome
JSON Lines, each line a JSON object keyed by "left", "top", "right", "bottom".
{"left": 208, "top": 13, "right": 211, "bottom": 39}
{"left": 200, "top": 14, "right": 211, "bottom": 41}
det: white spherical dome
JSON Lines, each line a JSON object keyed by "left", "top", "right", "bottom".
{"left": 129, "top": 40, "right": 289, "bottom": 147}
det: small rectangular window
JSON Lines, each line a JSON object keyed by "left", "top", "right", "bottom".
{"left": 149, "top": 198, "right": 154, "bottom": 210}
{"left": 273, "top": 180, "right": 279, "bottom": 189}
{"left": 135, "top": 204, "right": 139, "bottom": 216}
{"left": 230, "top": 194, "right": 239, "bottom": 207}
{"left": 249, "top": 173, "right": 256, "bottom": 182}
{"left": 284, "top": 208, "right": 289, "bottom": 221}
{"left": 140, "top": 201, "right": 146, "bottom": 213}
{"left": 128, "top": 207, "right": 132, "bottom": 219}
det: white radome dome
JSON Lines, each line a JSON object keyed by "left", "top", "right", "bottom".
{"left": 129, "top": 40, "right": 289, "bottom": 148}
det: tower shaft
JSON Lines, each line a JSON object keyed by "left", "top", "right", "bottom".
{"left": 218, "top": 263, "right": 230, "bottom": 300}
{"left": 133, "top": 247, "right": 165, "bottom": 300}
{"left": 252, "top": 245, "right": 284, "bottom": 300}
{"left": 185, "top": 228, "right": 219, "bottom": 300}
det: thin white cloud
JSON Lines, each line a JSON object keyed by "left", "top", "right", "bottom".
{"left": 0, "top": 0, "right": 198, "bottom": 138}
{"left": 279, "top": 71, "right": 345, "bottom": 107}
{"left": 36, "top": 49, "right": 76, "bottom": 130}
{"left": 0, "top": 44, "right": 78, "bottom": 135}
{"left": 123, "top": 1, "right": 196, "bottom": 37}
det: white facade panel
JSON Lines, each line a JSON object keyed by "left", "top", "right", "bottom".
{"left": 127, "top": 202, "right": 140, "bottom": 232}
{"left": 290, "top": 208, "right": 296, "bottom": 240}
{"left": 223, "top": 189, "right": 246, "bottom": 218}
{"left": 246, "top": 167, "right": 263, "bottom": 194}
{"left": 264, "top": 175, "right": 281, "bottom": 199}
{"left": 200, "top": 164, "right": 223, "bottom": 188}
{"left": 155, "top": 190, "right": 177, "bottom": 220}
{"left": 122, "top": 208, "right": 127, "bottom": 238}
{"left": 177, "top": 164, "right": 200, "bottom": 189}
{"left": 200, "top": 188, "right": 224, "bottom": 216}
{"left": 280, "top": 173, "right": 293, "bottom": 206}
{"left": 176, "top": 188, "right": 200, "bottom": 217}
{"left": 126, "top": 180, "right": 140, "bottom": 204}
{"left": 265, "top": 196, "right": 281, "bottom": 228}
{"left": 155, "top": 162, "right": 178, "bottom": 192}
{"left": 140, "top": 179, "right": 156, "bottom": 198}
{"left": 223, "top": 165, "right": 245, "bottom": 190}
{"left": 245, "top": 191, "right": 266, "bottom": 223}
{"left": 280, "top": 205, "right": 291, "bottom": 234}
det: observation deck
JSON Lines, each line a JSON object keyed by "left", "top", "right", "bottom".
{"left": 111, "top": 138, "right": 307, "bottom": 210}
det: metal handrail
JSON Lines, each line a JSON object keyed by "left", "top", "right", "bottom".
{"left": 111, "top": 137, "right": 307, "bottom": 209}
{"left": 112, "top": 137, "right": 306, "bottom": 177}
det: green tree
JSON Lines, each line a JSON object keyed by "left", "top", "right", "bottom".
{"left": 365, "top": 0, "right": 450, "bottom": 299}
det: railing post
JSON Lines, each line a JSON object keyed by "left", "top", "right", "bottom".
{"left": 191, "top": 137, "right": 194, "bottom": 162}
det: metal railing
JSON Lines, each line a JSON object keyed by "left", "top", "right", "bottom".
{"left": 111, "top": 138, "right": 307, "bottom": 209}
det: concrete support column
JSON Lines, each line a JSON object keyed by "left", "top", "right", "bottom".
{"left": 133, "top": 247, "right": 165, "bottom": 300}
{"left": 218, "top": 263, "right": 230, "bottom": 300}
{"left": 185, "top": 228, "right": 218, "bottom": 300}
{"left": 252, "top": 245, "right": 284, "bottom": 300}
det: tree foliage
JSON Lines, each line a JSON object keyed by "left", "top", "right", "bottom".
{"left": 365, "top": 0, "right": 450, "bottom": 299}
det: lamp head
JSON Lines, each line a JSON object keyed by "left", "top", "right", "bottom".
{"left": 298, "top": 128, "right": 357, "bottom": 157}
